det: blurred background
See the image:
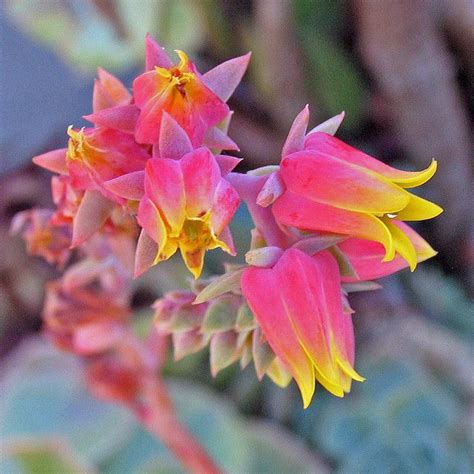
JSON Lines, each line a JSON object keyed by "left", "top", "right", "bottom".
{"left": 1, "top": 0, "right": 473, "bottom": 472}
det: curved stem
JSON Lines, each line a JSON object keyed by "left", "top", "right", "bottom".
{"left": 136, "top": 376, "right": 222, "bottom": 474}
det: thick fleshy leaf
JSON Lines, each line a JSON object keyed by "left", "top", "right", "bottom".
{"left": 281, "top": 105, "right": 309, "bottom": 158}
{"left": 84, "top": 105, "right": 139, "bottom": 134}
{"left": 241, "top": 266, "right": 316, "bottom": 408}
{"left": 266, "top": 358, "right": 292, "bottom": 388}
{"left": 144, "top": 158, "right": 185, "bottom": 232}
{"left": 304, "top": 133, "right": 438, "bottom": 188}
{"left": 394, "top": 193, "right": 443, "bottom": 221}
{"left": 273, "top": 191, "right": 394, "bottom": 260}
{"left": 134, "top": 229, "right": 158, "bottom": 277}
{"left": 235, "top": 303, "right": 256, "bottom": 331}
{"left": 308, "top": 111, "right": 345, "bottom": 136}
{"left": 32, "top": 148, "right": 68, "bottom": 175}
{"left": 173, "top": 329, "right": 210, "bottom": 360}
{"left": 252, "top": 328, "right": 276, "bottom": 380}
{"left": 291, "top": 234, "right": 346, "bottom": 255}
{"left": 210, "top": 331, "right": 241, "bottom": 376}
{"left": 201, "top": 295, "right": 238, "bottom": 333}
{"left": 202, "top": 52, "right": 251, "bottom": 101}
{"left": 104, "top": 171, "right": 145, "bottom": 201}
{"left": 245, "top": 246, "right": 284, "bottom": 268}
{"left": 194, "top": 267, "right": 245, "bottom": 304}
{"left": 281, "top": 151, "right": 410, "bottom": 214}
{"left": 181, "top": 148, "right": 221, "bottom": 217}
{"left": 71, "top": 190, "right": 114, "bottom": 247}
{"left": 256, "top": 172, "right": 285, "bottom": 207}
{"left": 145, "top": 33, "right": 172, "bottom": 70}
{"left": 156, "top": 112, "right": 193, "bottom": 159}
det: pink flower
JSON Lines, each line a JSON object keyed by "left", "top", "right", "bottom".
{"left": 133, "top": 35, "right": 250, "bottom": 146}
{"left": 241, "top": 248, "right": 364, "bottom": 408}
{"left": 271, "top": 109, "right": 442, "bottom": 271}
{"left": 136, "top": 147, "right": 239, "bottom": 278}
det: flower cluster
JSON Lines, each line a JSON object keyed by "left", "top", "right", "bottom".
{"left": 12, "top": 34, "right": 442, "bottom": 415}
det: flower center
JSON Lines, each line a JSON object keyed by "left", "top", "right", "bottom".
{"left": 155, "top": 50, "right": 195, "bottom": 97}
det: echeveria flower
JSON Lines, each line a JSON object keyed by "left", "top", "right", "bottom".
{"left": 272, "top": 115, "right": 442, "bottom": 270}
{"left": 133, "top": 35, "right": 250, "bottom": 146}
{"left": 241, "top": 248, "right": 364, "bottom": 408}
{"left": 136, "top": 148, "right": 239, "bottom": 278}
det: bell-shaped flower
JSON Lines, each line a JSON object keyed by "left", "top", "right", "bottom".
{"left": 133, "top": 35, "right": 250, "bottom": 146}
{"left": 241, "top": 248, "right": 364, "bottom": 408}
{"left": 136, "top": 147, "right": 239, "bottom": 278}
{"left": 272, "top": 110, "right": 442, "bottom": 271}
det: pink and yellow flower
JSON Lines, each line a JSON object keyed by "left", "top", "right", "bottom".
{"left": 133, "top": 35, "right": 250, "bottom": 146}
{"left": 241, "top": 248, "right": 364, "bottom": 408}
{"left": 137, "top": 148, "right": 239, "bottom": 278}
{"left": 273, "top": 129, "right": 442, "bottom": 271}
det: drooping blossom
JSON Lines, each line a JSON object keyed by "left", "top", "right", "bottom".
{"left": 270, "top": 108, "right": 442, "bottom": 271}
{"left": 241, "top": 248, "right": 364, "bottom": 408}
{"left": 136, "top": 147, "right": 239, "bottom": 278}
{"left": 133, "top": 35, "right": 250, "bottom": 146}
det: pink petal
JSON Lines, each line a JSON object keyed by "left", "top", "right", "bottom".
{"left": 137, "top": 196, "right": 167, "bottom": 245}
{"left": 104, "top": 171, "right": 145, "bottom": 201}
{"left": 71, "top": 190, "right": 115, "bottom": 247}
{"left": 281, "top": 105, "right": 309, "bottom": 158}
{"left": 215, "top": 155, "right": 242, "bottom": 176}
{"left": 134, "top": 229, "right": 159, "bottom": 278}
{"left": 145, "top": 33, "right": 173, "bottom": 70}
{"left": 241, "top": 266, "right": 316, "bottom": 408}
{"left": 217, "top": 226, "right": 236, "bottom": 256}
{"left": 304, "top": 133, "right": 437, "bottom": 188}
{"left": 273, "top": 191, "right": 394, "bottom": 260}
{"left": 84, "top": 105, "right": 139, "bottom": 134}
{"left": 210, "top": 179, "right": 240, "bottom": 235}
{"left": 340, "top": 220, "right": 437, "bottom": 281}
{"left": 156, "top": 112, "right": 193, "bottom": 159}
{"left": 93, "top": 68, "right": 131, "bottom": 112}
{"left": 281, "top": 151, "right": 410, "bottom": 214}
{"left": 181, "top": 148, "right": 221, "bottom": 217}
{"left": 203, "top": 126, "right": 239, "bottom": 151}
{"left": 33, "top": 148, "right": 68, "bottom": 175}
{"left": 274, "top": 249, "right": 342, "bottom": 389}
{"left": 202, "top": 52, "right": 251, "bottom": 102}
{"left": 144, "top": 159, "right": 185, "bottom": 231}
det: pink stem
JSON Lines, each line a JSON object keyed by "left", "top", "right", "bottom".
{"left": 136, "top": 376, "right": 222, "bottom": 474}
